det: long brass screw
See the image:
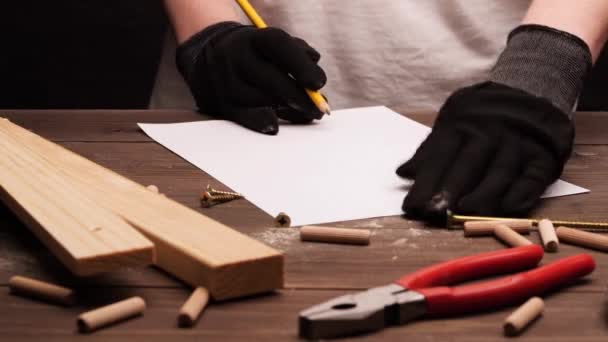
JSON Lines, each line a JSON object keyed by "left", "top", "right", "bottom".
{"left": 447, "top": 210, "right": 608, "bottom": 232}
{"left": 200, "top": 191, "right": 241, "bottom": 208}
{"left": 205, "top": 185, "right": 244, "bottom": 199}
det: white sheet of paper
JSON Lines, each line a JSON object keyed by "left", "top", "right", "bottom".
{"left": 139, "top": 106, "right": 588, "bottom": 226}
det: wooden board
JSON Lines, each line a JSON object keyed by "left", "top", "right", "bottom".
{"left": 0, "top": 123, "right": 155, "bottom": 276}
{"left": 0, "top": 119, "right": 283, "bottom": 300}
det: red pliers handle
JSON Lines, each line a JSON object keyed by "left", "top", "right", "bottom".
{"left": 397, "top": 243, "right": 545, "bottom": 288}
{"left": 399, "top": 245, "right": 594, "bottom": 315}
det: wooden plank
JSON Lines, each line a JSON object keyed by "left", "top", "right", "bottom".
{"left": 3, "top": 109, "right": 607, "bottom": 144}
{"left": 0, "top": 125, "right": 155, "bottom": 276}
{"left": 0, "top": 119, "right": 283, "bottom": 300}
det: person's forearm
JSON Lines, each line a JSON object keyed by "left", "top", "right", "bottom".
{"left": 164, "top": 0, "right": 241, "bottom": 43}
{"left": 523, "top": 0, "right": 608, "bottom": 62}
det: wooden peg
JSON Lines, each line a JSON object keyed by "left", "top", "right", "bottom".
{"left": 274, "top": 212, "right": 291, "bottom": 228}
{"left": 556, "top": 226, "right": 608, "bottom": 252}
{"left": 538, "top": 219, "right": 559, "bottom": 252}
{"left": 77, "top": 297, "right": 146, "bottom": 333}
{"left": 9, "top": 275, "right": 75, "bottom": 306}
{"left": 146, "top": 185, "right": 159, "bottom": 194}
{"left": 178, "top": 287, "right": 210, "bottom": 327}
{"left": 494, "top": 224, "right": 533, "bottom": 247}
{"left": 464, "top": 220, "right": 532, "bottom": 237}
{"left": 504, "top": 297, "right": 544, "bottom": 336}
{"left": 300, "top": 226, "right": 371, "bottom": 245}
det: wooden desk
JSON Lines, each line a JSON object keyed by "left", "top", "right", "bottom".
{"left": 1, "top": 108, "right": 607, "bottom": 341}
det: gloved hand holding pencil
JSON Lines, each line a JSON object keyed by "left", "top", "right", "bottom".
{"left": 176, "top": 21, "right": 327, "bottom": 135}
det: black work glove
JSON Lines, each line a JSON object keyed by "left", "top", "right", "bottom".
{"left": 176, "top": 21, "right": 327, "bottom": 135}
{"left": 397, "top": 25, "right": 592, "bottom": 222}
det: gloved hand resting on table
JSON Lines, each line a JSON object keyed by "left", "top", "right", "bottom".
{"left": 397, "top": 25, "right": 592, "bottom": 222}
{"left": 176, "top": 21, "right": 327, "bottom": 135}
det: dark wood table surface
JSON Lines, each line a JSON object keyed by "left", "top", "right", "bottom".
{"left": 1, "top": 108, "right": 608, "bottom": 341}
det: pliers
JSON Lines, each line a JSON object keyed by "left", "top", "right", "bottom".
{"left": 299, "top": 245, "right": 595, "bottom": 339}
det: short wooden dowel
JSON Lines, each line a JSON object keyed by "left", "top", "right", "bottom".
{"left": 538, "top": 219, "right": 559, "bottom": 252}
{"left": 464, "top": 220, "right": 532, "bottom": 236}
{"left": 178, "top": 287, "right": 210, "bottom": 327}
{"left": 504, "top": 297, "right": 544, "bottom": 336}
{"left": 146, "top": 185, "right": 159, "bottom": 193}
{"left": 300, "top": 226, "right": 370, "bottom": 245}
{"left": 556, "top": 226, "right": 608, "bottom": 252}
{"left": 9, "top": 275, "right": 75, "bottom": 306}
{"left": 494, "top": 224, "right": 533, "bottom": 247}
{"left": 77, "top": 297, "right": 146, "bottom": 333}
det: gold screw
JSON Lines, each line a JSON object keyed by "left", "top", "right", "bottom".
{"left": 200, "top": 190, "right": 242, "bottom": 208}
{"left": 447, "top": 210, "right": 608, "bottom": 232}
{"left": 205, "top": 185, "right": 244, "bottom": 200}
{"left": 200, "top": 191, "right": 215, "bottom": 208}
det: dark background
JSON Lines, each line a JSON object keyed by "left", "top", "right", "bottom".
{"left": 0, "top": 1, "right": 604, "bottom": 110}
{"left": 0, "top": 1, "right": 167, "bottom": 109}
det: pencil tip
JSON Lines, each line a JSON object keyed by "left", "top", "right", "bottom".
{"left": 323, "top": 104, "right": 332, "bottom": 116}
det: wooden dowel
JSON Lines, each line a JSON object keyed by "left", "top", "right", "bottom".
{"left": 464, "top": 220, "right": 532, "bottom": 236}
{"left": 556, "top": 226, "right": 608, "bottom": 252}
{"left": 300, "top": 226, "right": 370, "bottom": 245}
{"left": 504, "top": 297, "right": 544, "bottom": 336}
{"left": 146, "top": 185, "right": 159, "bottom": 194}
{"left": 274, "top": 212, "right": 291, "bottom": 228}
{"left": 178, "top": 287, "right": 210, "bottom": 327}
{"left": 9, "top": 275, "right": 75, "bottom": 306}
{"left": 538, "top": 219, "right": 559, "bottom": 252}
{"left": 494, "top": 224, "right": 533, "bottom": 247}
{"left": 77, "top": 297, "right": 146, "bottom": 333}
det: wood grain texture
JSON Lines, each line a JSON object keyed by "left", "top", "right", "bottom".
{"left": 0, "top": 287, "right": 606, "bottom": 342}
{"left": 2, "top": 110, "right": 608, "bottom": 341}
{"left": 2, "top": 109, "right": 607, "bottom": 144}
{"left": 0, "top": 110, "right": 201, "bottom": 142}
{"left": 0, "top": 119, "right": 283, "bottom": 300}
{"left": 0, "top": 120, "right": 155, "bottom": 275}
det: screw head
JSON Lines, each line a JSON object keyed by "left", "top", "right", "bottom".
{"left": 274, "top": 212, "right": 291, "bottom": 227}
{"left": 200, "top": 191, "right": 215, "bottom": 207}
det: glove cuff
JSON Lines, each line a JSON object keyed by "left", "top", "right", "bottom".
{"left": 175, "top": 21, "right": 243, "bottom": 83}
{"left": 490, "top": 24, "right": 592, "bottom": 116}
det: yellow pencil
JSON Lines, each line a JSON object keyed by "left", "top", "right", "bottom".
{"left": 235, "top": 0, "right": 331, "bottom": 115}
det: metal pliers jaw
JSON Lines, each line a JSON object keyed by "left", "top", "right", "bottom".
{"left": 298, "top": 284, "right": 427, "bottom": 339}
